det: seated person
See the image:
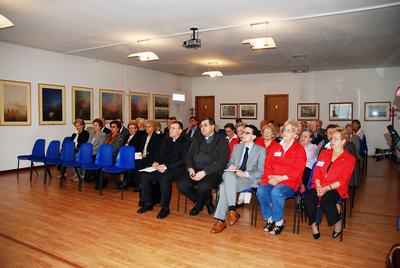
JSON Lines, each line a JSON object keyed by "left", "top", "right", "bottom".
{"left": 105, "top": 120, "right": 124, "bottom": 161}
{"left": 177, "top": 118, "right": 229, "bottom": 216}
{"left": 304, "top": 127, "right": 356, "bottom": 240}
{"left": 136, "top": 120, "right": 162, "bottom": 170}
{"left": 318, "top": 124, "right": 339, "bottom": 152}
{"left": 184, "top": 116, "right": 200, "bottom": 140}
{"left": 71, "top": 118, "right": 89, "bottom": 151}
{"left": 300, "top": 128, "right": 319, "bottom": 191}
{"left": 85, "top": 118, "right": 106, "bottom": 182}
{"left": 257, "top": 119, "right": 306, "bottom": 235}
{"left": 224, "top": 123, "right": 239, "bottom": 158}
{"left": 210, "top": 125, "right": 265, "bottom": 233}
{"left": 137, "top": 121, "right": 190, "bottom": 219}
{"left": 255, "top": 124, "right": 279, "bottom": 154}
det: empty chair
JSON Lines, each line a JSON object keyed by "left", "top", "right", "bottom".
{"left": 43, "top": 140, "right": 61, "bottom": 184}
{"left": 59, "top": 141, "right": 77, "bottom": 187}
{"left": 17, "top": 139, "right": 46, "bottom": 183}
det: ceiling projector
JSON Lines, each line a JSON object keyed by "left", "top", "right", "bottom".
{"left": 183, "top": 27, "right": 201, "bottom": 49}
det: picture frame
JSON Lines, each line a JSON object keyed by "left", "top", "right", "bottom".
{"left": 129, "top": 92, "right": 150, "bottom": 120}
{"left": 72, "top": 86, "right": 93, "bottom": 124}
{"left": 0, "top": 79, "right": 31, "bottom": 126}
{"left": 239, "top": 103, "right": 257, "bottom": 119}
{"left": 99, "top": 89, "right": 124, "bottom": 122}
{"left": 38, "top": 83, "right": 66, "bottom": 125}
{"left": 153, "top": 94, "right": 170, "bottom": 121}
{"left": 329, "top": 102, "right": 353, "bottom": 121}
{"left": 297, "top": 103, "right": 320, "bottom": 120}
{"left": 364, "top": 101, "right": 391, "bottom": 121}
{"left": 220, "top": 103, "right": 238, "bottom": 119}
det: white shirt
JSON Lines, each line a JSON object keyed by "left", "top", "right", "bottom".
{"left": 304, "top": 143, "right": 318, "bottom": 169}
{"left": 279, "top": 139, "right": 294, "bottom": 153}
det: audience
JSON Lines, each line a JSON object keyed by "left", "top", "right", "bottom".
{"left": 184, "top": 116, "right": 200, "bottom": 140}
{"left": 224, "top": 123, "right": 239, "bottom": 158}
{"left": 318, "top": 124, "right": 339, "bottom": 151}
{"left": 300, "top": 129, "right": 319, "bottom": 191}
{"left": 255, "top": 124, "right": 279, "bottom": 154}
{"left": 163, "top": 116, "right": 176, "bottom": 136}
{"left": 71, "top": 119, "right": 89, "bottom": 151}
{"left": 99, "top": 117, "right": 111, "bottom": 134}
{"left": 88, "top": 118, "right": 107, "bottom": 158}
{"left": 105, "top": 120, "right": 124, "bottom": 161}
{"left": 309, "top": 119, "right": 325, "bottom": 145}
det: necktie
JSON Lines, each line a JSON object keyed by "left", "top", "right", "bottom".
{"left": 239, "top": 147, "right": 249, "bottom": 171}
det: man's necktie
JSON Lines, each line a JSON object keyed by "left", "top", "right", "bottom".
{"left": 239, "top": 147, "right": 249, "bottom": 171}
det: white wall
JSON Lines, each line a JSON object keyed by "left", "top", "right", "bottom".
{"left": 0, "top": 42, "right": 192, "bottom": 171}
{"left": 192, "top": 67, "right": 400, "bottom": 152}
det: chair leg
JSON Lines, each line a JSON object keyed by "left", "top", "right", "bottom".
{"left": 17, "top": 159, "right": 20, "bottom": 183}
{"left": 177, "top": 190, "right": 180, "bottom": 212}
{"left": 340, "top": 203, "right": 345, "bottom": 242}
{"left": 297, "top": 196, "right": 301, "bottom": 234}
{"left": 33, "top": 163, "right": 38, "bottom": 176}
{"left": 292, "top": 198, "right": 297, "bottom": 234}
{"left": 79, "top": 169, "right": 85, "bottom": 192}
{"left": 120, "top": 174, "right": 124, "bottom": 200}
{"left": 254, "top": 201, "right": 258, "bottom": 228}
{"left": 29, "top": 161, "right": 33, "bottom": 184}
{"left": 44, "top": 164, "right": 48, "bottom": 184}
{"left": 60, "top": 167, "right": 65, "bottom": 188}
{"left": 99, "top": 171, "right": 104, "bottom": 196}
{"left": 184, "top": 196, "right": 188, "bottom": 214}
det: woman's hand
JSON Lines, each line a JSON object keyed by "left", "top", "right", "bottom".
{"left": 317, "top": 186, "right": 329, "bottom": 197}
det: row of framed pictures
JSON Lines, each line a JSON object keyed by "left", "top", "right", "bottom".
{"left": 220, "top": 103, "right": 257, "bottom": 119}
{"left": 0, "top": 79, "right": 170, "bottom": 126}
{"left": 297, "top": 102, "right": 392, "bottom": 121}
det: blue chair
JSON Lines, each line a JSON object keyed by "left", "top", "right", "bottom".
{"left": 43, "top": 140, "right": 61, "bottom": 184}
{"left": 81, "top": 144, "right": 113, "bottom": 195}
{"left": 75, "top": 143, "right": 94, "bottom": 191}
{"left": 59, "top": 141, "right": 78, "bottom": 187}
{"left": 102, "top": 146, "right": 135, "bottom": 199}
{"left": 17, "top": 139, "right": 46, "bottom": 183}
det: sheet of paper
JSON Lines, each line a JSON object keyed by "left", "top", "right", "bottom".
{"left": 224, "top": 169, "right": 240, "bottom": 172}
{"left": 135, "top": 152, "right": 142, "bottom": 160}
{"left": 243, "top": 192, "right": 252, "bottom": 204}
{"left": 139, "top": 166, "right": 156, "bottom": 172}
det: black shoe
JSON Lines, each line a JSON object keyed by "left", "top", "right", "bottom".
{"left": 117, "top": 180, "right": 128, "bottom": 190}
{"left": 206, "top": 203, "right": 215, "bottom": 215}
{"left": 313, "top": 225, "right": 320, "bottom": 240}
{"left": 236, "top": 203, "right": 245, "bottom": 209}
{"left": 332, "top": 230, "right": 341, "bottom": 239}
{"left": 137, "top": 205, "right": 153, "bottom": 214}
{"left": 270, "top": 221, "right": 286, "bottom": 235}
{"left": 133, "top": 187, "right": 140, "bottom": 192}
{"left": 263, "top": 221, "right": 275, "bottom": 232}
{"left": 157, "top": 208, "right": 170, "bottom": 219}
{"left": 189, "top": 206, "right": 201, "bottom": 216}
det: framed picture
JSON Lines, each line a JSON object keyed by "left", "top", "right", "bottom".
{"left": 99, "top": 89, "right": 124, "bottom": 122}
{"left": 38, "top": 83, "right": 66, "bottom": 125}
{"left": 297, "top": 103, "right": 320, "bottom": 120}
{"left": 364, "top": 101, "right": 391, "bottom": 121}
{"left": 220, "top": 103, "right": 238, "bottom": 119}
{"left": 72, "top": 86, "right": 93, "bottom": 123}
{"left": 329, "top": 102, "right": 353, "bottom": 121}
{"left": 129, "top": 92, "right": 150, "bottom": 120}
{"left": 0, "top": 79, "right": 31, "bottom": 126}
{"left": 239, "top": 103, "right": 257, "bottom": 119}
{"left": 153, "top": 94, "right": 170, "bottom": 121}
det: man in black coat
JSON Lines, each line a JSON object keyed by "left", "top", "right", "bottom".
{"left": 177, "top": 118, "right": 229, "bottom": 216}
{"left": 137, "top": 121, "right": 190, "bottom": 219}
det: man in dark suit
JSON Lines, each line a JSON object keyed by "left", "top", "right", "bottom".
{"left": 163, "top": 116, "right": 176, "bottom": 136}
{"left": 310, "top": 120, "right": 324, "bottom": 145}
{"left": 211, "top": 125, "right": 266, "bottom": 233}
{"left": 177, "top": 118, "right": 229, "bottom": 216}
{"left": 137, "top": 121, "right": 190, "bottom": 219}
{"left": 118, "top": 119, "right": 130, "bottom": 142}
{"left": 184, "top": 116, "right": 200, "bottom": 140}
{"left": 100, "top": 117, "right": 111, "bottom": 135}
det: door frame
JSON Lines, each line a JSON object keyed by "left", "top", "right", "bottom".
{"left": 264, "top": 94, "right": 289, "bottom": 121}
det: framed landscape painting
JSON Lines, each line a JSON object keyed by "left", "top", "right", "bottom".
{"left": 129, "top": 92, "right": 150, "bottom": 120}
{"left": 239, "top": 103, "right": 257, "bottom": 119}
{"left": 72, "top": 86, "right": 93, "bottom": 123}
{"left": 99, "top": 89, "right": 124, "bottom": 122}
{"left": 220, "top": 103, "right": 238, "bottom": 119}
{"left": 329, "top": 102, "right": 353, "bottom": 121}
{"left": 153, "top": 94, "right": 170, "bottom": 121}
{"left": 297, "top": 103, "right": 319, "bottom": 120}
{"left": 0, "top": 79, "right": 31, "bottom": 126}
{"left": 364, "top": 101, "right": 391, "bottom": 121}
{"left": 38, "top": 83, "right": 65, "bottom": 125}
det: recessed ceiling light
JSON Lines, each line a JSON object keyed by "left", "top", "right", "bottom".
{"left": 0, "top": 14, "right": 14, "bottom": 29}
{"left": 242, "top": 37, "right": 276, "bottom": 50}
{"left": 127, "top": 51, "right": 159, "bottom": 62}
{"left": 201, "top": 71, "right": 223, "bottom": 78}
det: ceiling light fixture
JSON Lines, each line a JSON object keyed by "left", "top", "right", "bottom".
{"left": 202, "top": 62, "right": 223, "bottom": 78}
{"left": 242, "top": 37, "right": 276, "bottom": 50}
{"left": 0, "top": 14, "right": 14, "bottom": 29}
{"left": 127, "top": 51, "right": 159, "bottom": 62}
{"left": 291, "top": 55, "right": 310, "bottom": 73}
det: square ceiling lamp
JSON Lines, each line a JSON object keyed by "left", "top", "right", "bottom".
{"left": 127, "top": 51, "right": 159, "bottom": 62}
{"left": 242, "top": 37, "right": 276, "bottom": 50}
{"left": 0, "top": 14, "right": 14, "bottom": 29}
{"left": 201, "top": 61, "right": 223, "bottom": 78}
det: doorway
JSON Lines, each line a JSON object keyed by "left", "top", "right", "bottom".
{"left": 195, "top": 96, "right": 215, "bottom": 122}
{"left": 264, "top": 94, "right": 288, "bottom": 125}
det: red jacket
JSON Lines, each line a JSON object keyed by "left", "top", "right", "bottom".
{"left": 228, "top": 137, "right": 239, "bottom": 159}
{"left": 261, "top": 140, "right": 306, "bottom": 191}
{"left": 256, "top": 138, "right": 280, "bottom": 158}
{"left": 311, "top": 149, "right": 356, "bottom": 198}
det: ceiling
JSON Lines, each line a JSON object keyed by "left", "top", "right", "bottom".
{"left": 1, "top": 0, "right": 400, "bottom": 77}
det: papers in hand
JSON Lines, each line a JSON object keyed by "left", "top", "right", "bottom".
{"left": 139, "top": 166, "right": 156, "bottom": 172}
{"left": 224, "top": 168, "right": 240, "bottom": 172}
{"left": 135, "top": 152, "right": 142, "bottom": 160}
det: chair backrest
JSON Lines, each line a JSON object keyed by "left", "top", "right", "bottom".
{"left": 95, "top": 144, "right": 113, "bottom": 167}
{"left": 32, "top": 139, "right": 46, "bottom": 158}
{"left": 115, "top": 146, "right": 135, "bottom": 169}
{"left": 46, "top": 140, "right": 60, "bottom": 159}
{"left": 306, "top": 163, "right": 317, "bottom": 190}
{"left": 60, "top": 141, "right": 75, "bottom": 162}
{"left": 76, "top": 143, "right": 93, "bottom": 164}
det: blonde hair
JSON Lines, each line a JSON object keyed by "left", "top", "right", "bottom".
{"left": 261, "top": 124, "right": 277, "bottom": 138}
{"left": 73, "top": 118, "right": 85, "bottom": 127}
{"left": 128, "top": 120, "right": 138, "bottom": 128}
{"left": 283, "top": 119, "right": 301, "bottom": 137}
{"left": 333, "top": 127, "right": 350, "bottom": 143}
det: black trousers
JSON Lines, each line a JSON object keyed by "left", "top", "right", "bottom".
{"left": 176, "top": 173, "right": 221, "bottom": 210}
{"left": 302, "top": 167, "right": 311, "bottom": 187}
{"left": 304, "top": 188, "right": 341, "bottom": 226}
{"left": 140, "top": 168, "right": 184, "bottom": 209}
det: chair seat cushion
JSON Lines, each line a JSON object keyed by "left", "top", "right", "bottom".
{"left": 44, "top": 157, "right": 60, "bottom": 165}
{"left": 17, "top": 155, "right": 32, "bottom": 160}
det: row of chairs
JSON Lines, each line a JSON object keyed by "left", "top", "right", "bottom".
{"left": 16, "top": 138, "right": 136, "bottom": 199}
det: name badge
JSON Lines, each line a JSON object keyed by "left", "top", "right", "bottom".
{"left": 316, "top": 161, "right": 324, "bottom": 167}
{"left": 274, "top": 152, "right": 282, "bottom": 157}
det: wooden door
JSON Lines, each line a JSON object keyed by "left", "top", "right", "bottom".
{"left": 195, "top": 96, "right": 215, "bottom": 122}
{"left": 264, "top": 94, "right": 288, "bottom": 125}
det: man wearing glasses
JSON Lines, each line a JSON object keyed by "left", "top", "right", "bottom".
{"left": 177, "top": 118, "right": 229, "bottom": 216}
{"left": 210, "top": 125, "right": 266, "bottom": 233}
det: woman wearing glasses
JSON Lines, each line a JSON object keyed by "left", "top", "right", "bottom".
{"left": 304, "top": 127, "right": 355, "bottom": 239}
{"left": 257, "top": 119, "right": 306, "bottom": 235}
{"left": 256, "top": 124, "right": 280, "bottom": 156}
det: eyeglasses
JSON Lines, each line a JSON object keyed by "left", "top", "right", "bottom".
{"left": 243, "top": 131, "right": 253, "bottom": 135}
{"left": 283, "top": 128, "right": 294, "bottom": 133}
{"left": 200, "top": 124, "right": 210, "bottom": 128}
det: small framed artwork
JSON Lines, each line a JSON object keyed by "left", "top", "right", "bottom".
{"left": 0, "top": 79, "right": 31, "bottom": 126}
{"left": 220, "top": 103, "right": 238, "bottom": 119}
{"left": 129, "top": 92, "right": 150, "bottom": 120}
{"left": 99, "top": 89, "right": 124, "bottom": 122}
{"left": 239, "top": 103, "right": 257, "bottom": 119}
{"left": 297, "top": 103, "right": 320, "bottom": 120}
{"left": 153, "top": 94, "right": 170, "bottom": 121}
{"left": 72, "top": 86, "right": 93, "bottom": 123}
{"left": 38, "top": 83, "right": 66, "bottom": 125}
{"left": 364, "top": 101, "right": 391, "bottom": 121}
{"left": 329, "top": 102, "right": 353, "bottom": 121}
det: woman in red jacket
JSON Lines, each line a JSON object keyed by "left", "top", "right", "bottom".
{"left": 257, "top": 119, "right": 306, "bottom": 235}
{"left": 304, "top": 127, "right": 356, "bottom": 239}
{"left": 255, "top": 124, "right": 279, "bottom": 157}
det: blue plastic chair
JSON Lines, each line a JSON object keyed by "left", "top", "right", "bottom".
{"left": 17, "top": 139, "right": 46, "bottom": 183}
{"left": 59, "top": 141, "right": 78, "bottom": 187}
{"left": 75, "top": 143, "right": 94, "bottom": 191}
{"left": 43, "top": 140, "right": 61, "bottom": 184}
{"left": 80, "top": 144, "right": 113, "bottom": 195}
{"left": 102, "top": 146, "right": 135, "bottom": 199}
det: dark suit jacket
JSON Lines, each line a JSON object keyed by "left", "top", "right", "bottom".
{"left": 120, "top": 126, "right": 130, "bottom": 141}
{"left": 71, "top": 130, "right": 89, "bottom": 149}
{"left": 184, "top": 126, "right": 201, "bottom": 140}
{"left": 103, "top": 127, "right": 111, "bottom": 135}
{"left": 125, "top": 133, "right": 144, "bottom": 153}
{"left": 154, "top": 134, "right": 190, "bottom": 171}
{"left": 140, "top": 132, "right": 162, "bottom": 166}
